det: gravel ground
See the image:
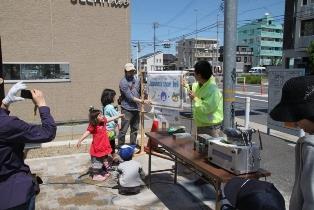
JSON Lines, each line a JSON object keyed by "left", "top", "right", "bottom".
{"left": 25, "top": 144, "right": 90, "bottom": 159}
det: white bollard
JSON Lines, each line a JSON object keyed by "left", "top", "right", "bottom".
{"left": 245, "top": 97, "right": 251, "bottom": 129}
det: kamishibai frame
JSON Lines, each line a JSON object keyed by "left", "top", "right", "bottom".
{"left": 147, "top": 71, "right": 184, "bottom": 110}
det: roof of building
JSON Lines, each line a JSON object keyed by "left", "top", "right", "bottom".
{"left": 139, "top": 51, "right": 162, "bottom": 59}
{"left": 163, "top": 54, "right": 176, "bottom": 61}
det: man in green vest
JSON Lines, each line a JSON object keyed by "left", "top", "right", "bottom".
{"left": 188, "top": 60, "right": 223, "bottom": 137}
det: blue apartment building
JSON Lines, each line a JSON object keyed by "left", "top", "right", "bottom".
{"left": 237, "top": 13, "right": 283, "bottom": 67}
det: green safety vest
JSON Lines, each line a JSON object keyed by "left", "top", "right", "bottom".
{"left": 192, "top": 76, "right": 223, "bottom": 127}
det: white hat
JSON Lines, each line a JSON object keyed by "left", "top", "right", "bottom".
{"left": 124, "top": 63, "right": 136, "bottom": 71}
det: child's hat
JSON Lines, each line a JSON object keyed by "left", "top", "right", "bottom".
{"left": 224, "top": 177, "right": 285, "bottom": 210}
{"left": 119, "top": 145, "right": 136, "bottom": 161}
{"left": 270, "top": 75, "right": 314, "bottom": 122}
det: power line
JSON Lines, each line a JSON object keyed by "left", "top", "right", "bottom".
{"left": 160, "top": 0, "right": 194, "bottom": 26}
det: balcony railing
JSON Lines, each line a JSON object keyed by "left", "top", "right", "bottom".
{"left": 259, "top": 50, "right": 282, "bottom": 56}
{"left": 195, "top": 52, "right": 218, "bottom": 57}
{"left": 260, "top": 41, "right": 283, "bottom": 47}
{"left": 261, "top": 31, "right": 283, "bottom": 38}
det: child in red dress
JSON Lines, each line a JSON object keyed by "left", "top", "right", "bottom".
{"left": 77, "top": 107, "right": 124, "bottom": 181}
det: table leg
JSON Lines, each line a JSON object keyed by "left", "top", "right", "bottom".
{"left": 174, "top": 156, "right": 178, "bottom": 184}
{"left": 148, "top": 138, "right": 152, "bottom": 189}
{"left": 215, "top": 181, "right": 222, "bottom": 210}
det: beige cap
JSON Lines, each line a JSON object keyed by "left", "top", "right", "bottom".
{"left": 124, "top": 63, "right": 136, "bottom": 71}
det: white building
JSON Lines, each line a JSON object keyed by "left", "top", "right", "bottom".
{"left": 138, "top": 51, "right": 164, "bottom": 71}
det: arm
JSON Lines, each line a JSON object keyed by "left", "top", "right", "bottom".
{"left": 106, "top": 113, "right": 124, "bottom": 123}
{"left": 77, "top": 131, "right": 91, "bottom": 148}
{"left": 1, "top": 89, "right": 57, "bottom": 144}
{"left": 120, "top": 80, "right": 150, "bottom": 104}
{"left": 299, "top": 143, "right": 314, "bottom": 210}
{"left": 193, "top": 87, "right": 222, "bottom": 114}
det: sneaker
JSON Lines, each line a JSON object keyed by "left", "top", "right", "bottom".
{"left": 103, "top": 161, "right": 110, "bottom": 170}
{"left": 92, "top": 173, "right": 110, "bottom": 181}
{"left": 133, "top": 147, "right": 140, "bottom": 154}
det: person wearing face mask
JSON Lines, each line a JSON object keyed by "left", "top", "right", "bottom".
{"left": 117, "top": 63, "right": 150, "bottom": 151}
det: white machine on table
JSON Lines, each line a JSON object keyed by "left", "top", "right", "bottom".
{"left": 204, "top": 128, "right": 262, "bottom": 175}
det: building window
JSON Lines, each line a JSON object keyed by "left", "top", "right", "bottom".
{"left": 236, "top": 57, "right": 241, "bottom": 62}
{"left": 3, "top": 63, "right": 70, "bottom": 81}
{"left": 301, "top": 19, "right": 314, "bottom": 36}
{"left": 244, "top": 57, "right": 248, "bottom": 63}
{"left": 303, "top": 0, "right": 307, "bottom": 5}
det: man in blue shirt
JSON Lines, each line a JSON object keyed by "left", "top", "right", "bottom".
{"left": 117, "top": 63, "right": 149, "bottom": 150}
{"left": 0, "top": 81, "right": 56, "bottom": 210}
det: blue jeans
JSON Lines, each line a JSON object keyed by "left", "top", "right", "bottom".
{"left": 118, "top": 108, "right": 140, "bottom": 146}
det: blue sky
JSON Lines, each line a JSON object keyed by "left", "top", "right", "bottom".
{"left": 131, "top": 0, "right": 285, "bottom": 59}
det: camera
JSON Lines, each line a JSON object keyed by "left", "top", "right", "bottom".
{"left": 20, "top": 89, "right": 33, "bottom": 99}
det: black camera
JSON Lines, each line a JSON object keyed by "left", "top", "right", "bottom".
{"left": 20, "top": 89, "right": 33, "bottom": 99}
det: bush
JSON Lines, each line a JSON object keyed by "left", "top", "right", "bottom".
{"left": 237, "top": 74, "right": 267, "bottom": 84}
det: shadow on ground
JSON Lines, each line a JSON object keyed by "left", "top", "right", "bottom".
{"left": 149, "top": 172, "right": 214, "bottom": 210}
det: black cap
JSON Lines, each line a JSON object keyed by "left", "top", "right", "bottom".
{"left": 224, "top": 177, "right": 285, "bottom": 210}
{"left": 270, "top": 75, "right": 314, "bottom": 122}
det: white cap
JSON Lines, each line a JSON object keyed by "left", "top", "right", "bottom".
{"left": 124, "top": 63, "right": 136, "bottom": 71}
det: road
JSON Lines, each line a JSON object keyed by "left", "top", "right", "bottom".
{"left": 234, "top": 84, "right": 269, "bottom": 126}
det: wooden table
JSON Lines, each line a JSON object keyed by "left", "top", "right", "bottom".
{"left": 146, "top": 131, "right": 271, "bottom": 210}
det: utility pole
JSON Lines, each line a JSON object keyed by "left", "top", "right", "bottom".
{"left": 136, "top": 41, "right": 140, "bottom": 76}
{"left": 153, "top": 22, "right": 159, "bottom": 71}
{"left": 194, "top": 9, "right": 198, "bottom": 68}
{"left": 216, "top": 13, "right": 219, "bottom": 66}
{"left": 223, "top": 0, "right": 238, "bottom": 129}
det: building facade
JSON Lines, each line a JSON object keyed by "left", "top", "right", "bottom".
{"left": 176, "top": 38, "right": 219, "bottom": 70}
{"left": 219, "top": 46, "right": 253, "bottom": 72}
{"left": 162, "top": 54, "right": 176, "bottom": 70}
{"left": 0, "top": 0, "right": 131, "bottom": 123}
{"left": 283, "top": 0, "right": 314, "bottom": 72}
{"left": 137, "top": 51, "right": 164, "bottom": 72}
{"left": 237, "top": 13, "right": 283, "bottom": 67}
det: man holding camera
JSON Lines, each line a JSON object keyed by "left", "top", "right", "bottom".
{"left": 0, "top": 81, "right": 56, "bottom": 210}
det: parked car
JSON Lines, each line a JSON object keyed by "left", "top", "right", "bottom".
{"left": 248, "top": 67, "right": 266, "bottom": 74}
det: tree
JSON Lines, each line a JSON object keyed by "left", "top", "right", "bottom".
{"left": 307, "top": 40, "right": 314, "bottom": 75}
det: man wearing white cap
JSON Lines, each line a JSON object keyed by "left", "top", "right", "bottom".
{"left": 117, "top": 63, "right": 150, "bottom": 151}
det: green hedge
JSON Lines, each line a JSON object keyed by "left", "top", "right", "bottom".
{"left": 237, "top": 74, "right": 267, "bottom": 84}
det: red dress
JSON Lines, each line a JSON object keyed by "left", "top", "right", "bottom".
{"left": 87, "top": 118, "right": 112, "bottom": 157}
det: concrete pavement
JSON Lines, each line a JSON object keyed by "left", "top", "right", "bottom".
{"left": 26, "top": 153, "right": 216, "bottom": 210}
{"left": 24, "top": 114, "right": 297, "bottom": 209}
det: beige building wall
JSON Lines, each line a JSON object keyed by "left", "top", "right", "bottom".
{"left": 0, "top": 0, "right": 131, "bottom": 123}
